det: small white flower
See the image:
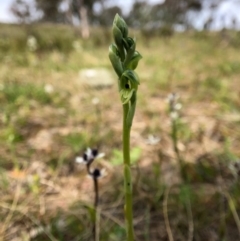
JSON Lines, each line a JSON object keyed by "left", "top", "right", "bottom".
{"left": 170, "top": 111, "right": 179, "bottom": 120}
{"left": 75, "top": 148, "right": 105, "bottom": 164}
{"left": 145, "top": 134, "right": 161, "bottom": 145}
{"left": 167, "top": 93, "right": 179, "bottom": 104}
{"left": 174, "top": 103, "right": 182, "bottom": 110}
{"left": 75, "top": 156, "right": 86, "bottom": 164}
{"left": 92, "top": 97, "right": 100, "bottom": 105}
{"left": 167, "top": 92, "right": 181, "bottom": 119}
{"left": 44, "top": 84, "right": 54, "bottom": 94}
{"left": 27, "top": 35, "right": 38, "bottom": 52}
{"left": 86, "top": 147, "right": 93, "bottom": 159}
{"left": 97, "top": 152, "right": 105, "bottom": 159}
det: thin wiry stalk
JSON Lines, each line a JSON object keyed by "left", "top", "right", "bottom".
{"left": 93, "top": 177, "right": 99, "bottom": 241}
{"left": 171, "top": 117, "right": 185, "bottom": 181}
{"left": 186, "top": 195, "right": 194, "bottom": 241}
{"left": 224, "top": 191, "right": 240, "bottom": 237}
{"left": 169, "top": 97, "right": 194, "bottom": 240}
{"left": 163, "top": 186, "right": 174, "bottom": 241}
{"left": 168, "top": 93, "right": 185, "bottom": 181}
{"left": 83, "top": 151, "right": 101, "bottom": 241}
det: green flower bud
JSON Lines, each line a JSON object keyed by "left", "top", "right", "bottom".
{"left": 126, "top": 51, "right": 142, "bottom": 70}
{"left": 120, "top": 88, "right": 135, "bottom": 105}
{"left": 113, "top": 14, "right": 128, "bottom": 38}
{"left": 109, "top": 44, "right": 123, "bottom": 78}
{"left": 119, "top": 70, "right": 139, "bottom": 104}
{"left": 123, "top": 37, "right": 135, "bottom": 52}
{"left": 112, "top": 23, "right": 125, "bottom": 61}
{"left": 112, "top": 14, "right": 129, "bottom": 61}
{"left": 123, "top": 37, "right": 136, "bottom": 68}
{"left": 112, "top": 23, "right": 123, "bottom": 48}
{"left": 121, "top": 69, "right": 140, "bottom": 86}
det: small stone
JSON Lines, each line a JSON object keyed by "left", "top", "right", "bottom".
{"left": 78, "top": 68, "right": 115, "bottom": 88}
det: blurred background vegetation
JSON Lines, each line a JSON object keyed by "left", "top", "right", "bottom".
{"left": 1, "top": 0, "right": 240, "bottom": 241}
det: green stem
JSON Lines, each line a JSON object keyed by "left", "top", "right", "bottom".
{"left": 123, "top": 104, "right": 135, "bottom": 241}
{"left": 93, "top": 177, "right": 99, "bottom": 241}
{"left": 172, "top": 119, "right": 185, "bottom": 181}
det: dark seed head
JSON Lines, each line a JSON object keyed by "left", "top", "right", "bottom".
{"left": 92, "top": 168, "right": 101, "bottom": 178}
{"left": 92, "top": 149, "right": 98, "bottom": 157}
{"left": 83, "top": 153, "right": 88, "bottom": 161}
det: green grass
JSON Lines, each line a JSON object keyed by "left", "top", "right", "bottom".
{"left": 0, "top": 24, "right": 240, "bottom": 241}
{"left": 1, "top": 81, "right": 52, "bottom": 105}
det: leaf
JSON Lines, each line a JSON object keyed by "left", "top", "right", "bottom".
{"left": 111, "top": 147, "right": 142, "bottom": 166}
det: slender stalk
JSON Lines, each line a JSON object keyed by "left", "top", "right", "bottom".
{"left": 123, "top": 104, "right": 134, "bottom": 241}
{"left": 94, "top": 177, "right": 99, "bottom": 209}
{"left": 86, "top": 160, "right": 99, "bottom": 241}
{"left": 76, "top": 149, "right": 105, "bottom": 241}
{"left": 172, "top": 118, "right": 185, "bottom": 180}
{"left": 186, "top": 194, "right": 194, "bottom": 241}
{"left": 93, "top": 177, "right": 99, "bottom": 241}
{"left": 163, "top": 186, "right": 174, "bottom": 241}
{"left": 225, "top": 192, "right": 240, "bottom": 237}
{"left": 168, "top": 93, "right": 185, "bottom": 181}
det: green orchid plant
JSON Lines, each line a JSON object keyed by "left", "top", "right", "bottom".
{"left": 109, "top": 14, "right": 142, "bottom": 241}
